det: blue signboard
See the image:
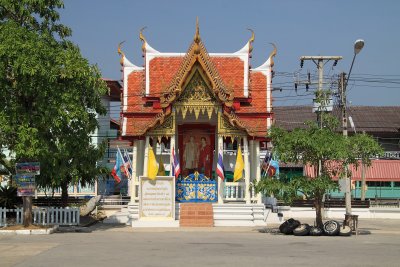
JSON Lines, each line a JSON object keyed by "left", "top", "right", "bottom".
{"left": 15, "top": 162, "right": 40, "bottom": 175}
{"left": 14, "top": 174, "right": 36, "bottom": 196}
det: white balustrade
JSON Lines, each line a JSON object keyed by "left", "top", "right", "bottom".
{"left": 0, "top": 207, "right": 79, "bottom": 226}
{"left": 0, "top": 207, "right": 6, "bottom": 226}
{"left": 0, "top": 208, "right": 23, "bottom": 226}
{"left": 223, "top": 182, "right": 258, "bottom": 202}
{"left": 224, "top": 182, "right": 245, "bottom": 201}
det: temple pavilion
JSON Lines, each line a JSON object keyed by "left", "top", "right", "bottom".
{"left": 118, "top": 20, "right": 276, "bottom": 215}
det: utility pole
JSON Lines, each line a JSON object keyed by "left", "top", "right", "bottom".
{"left": 299, "top": 56, "right": 342, "bottom": 175}
{"left": 340, "top": 72, "right": 352, "bottom": 214}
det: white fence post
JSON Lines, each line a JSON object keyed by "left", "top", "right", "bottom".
{"left": 0, "top": 207, "right": 6, "bottom": 227}
{"left": 17, "top": 208, "right": 23, "bottom": 224}
{"left": 1, "top": 206, "right": 79, "bottom": 226}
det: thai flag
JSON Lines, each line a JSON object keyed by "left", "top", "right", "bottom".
{"left": 111, "top": 149, "right": 124, "bottom": 183}
{"left": 216, "top": 150, "right": 225, "bottom": 181}
{"left": 122, "top": 149, "right": 132, "bottom": 179}
{"left": 172, "top": 147, "right": 181, "bottom": 178}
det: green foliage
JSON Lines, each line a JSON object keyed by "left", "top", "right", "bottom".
{"left": 256, "top": 114, "right": 382, "bottom": 226}
{"left": 0, "top": 0, "right": 71, "bottom": 38}
{"left": 253, "top": 176, "right": 296, "bottom": 204}
{"left": 348, "top": 133, "right": 383, "bottom": 167}
{"left": 0, "top": 1, "right": 108, "bottom": 196}
{"left": 0, "top": 185, "right": 20, "bottom": 208}
{"left": 269, "top": 115, "right": 380, "bottom": 179}
{"left": 288, "top": 175, "right": 338, "bottom": 200}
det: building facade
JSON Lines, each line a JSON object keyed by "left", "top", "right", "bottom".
{"left": 119, "top": 22, "right": 276, "bottom": 204}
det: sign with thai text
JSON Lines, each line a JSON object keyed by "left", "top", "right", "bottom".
{"left": 15, "top": 162, "right": 40, "bottom": 175}
{"left": 139, "top": 176, "right": 175, "bottom": 220}
{"left": 14, "top": 174, "right": 36, "bottom": 196}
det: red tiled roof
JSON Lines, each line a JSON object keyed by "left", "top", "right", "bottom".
{"left": 125, "top": 117, "right": 156, "bottom": 136}
{"left": 212, "top": 57, "right": 244, "bottom": 97}
{"left": 149, "top": 57, "right": 183, "bottom": 96}
{"left": 126, "top": 71, "right": 158, "bottom": 114}
{"left": 304, "top": 160, "right": 400, "bottom": 181}
{"left": 238, "top": 72, "right": 267, "bottom": 113}
{"left": 123, "top": 52, "right": 270, "bottom": 137}
{"left": 148, "top": 56, "right": 245, "bottom": 97}
{"left": 237, "top": 116, "right": 269, "bottom": 137}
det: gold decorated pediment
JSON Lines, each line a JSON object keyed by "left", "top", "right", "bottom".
{"left": 218, "top": 112, "right": 246, "bottom": 139}
{"left": 174, "top": 68, "right": 219, "bottom": 120}
{"left": 147, "top": 113, "right": 175, "bottom": 137}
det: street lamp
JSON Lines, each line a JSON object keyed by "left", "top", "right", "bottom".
{"left": 343, "top": 39, "right": 365, "bottom": 215}
{"left": 347, "top": 39, "right": 365, "bottom": 87}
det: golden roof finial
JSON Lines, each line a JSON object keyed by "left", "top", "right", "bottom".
{"left": 194, "top": 17, "right": 200, "bottom": 44}
{"left": 268, "top": 43, "right": 277, "bottom": 67}
{"left": 247, "top": 28, "right": 255, "bottom": 53}
{"left": 117, "top": 41, "right": 126, "bottom": 66}
{"left": 139, "top": 26, "right": 147, "bottom": 54}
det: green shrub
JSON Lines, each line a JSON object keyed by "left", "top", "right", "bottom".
{"left": 0, "top": 185, "right": 21, "bottom": 208}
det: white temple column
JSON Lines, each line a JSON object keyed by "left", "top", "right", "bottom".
{"left": 130, "top": 141, "right": 138, "bottom": 203}
{"left": 255, "top": 141, "right": 262, "bottom": 204}
{"left": 170, "top": 136, "right": 175, "bottom": 176}
{"left": 249, "top": 139, "right": 255, "bottom": 179}
{"left": 143, "top": 136, "right": 150, "bottom": 176}
{"left": 249, "top": 139, "right": 256, "bottom": 203}
{"left": 218, "top": 135, "right": 224, "bottom": 204}
{"left": 137, "top": 139, "right": 145, "bottom": 177}
{"left": 243, "top": 136, "right": 251, "bottom": 204}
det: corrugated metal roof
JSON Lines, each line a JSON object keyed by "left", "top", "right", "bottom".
{"left": 304, "top": 160, "right": 400, "bottom": 181}
{"left": 274, "top": 106, "right": 400, "bottom": 133}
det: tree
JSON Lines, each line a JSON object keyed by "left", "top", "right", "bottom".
{"left": 254, "top": 115, "right": 382, "bottom": 228}
{"left": 0, "top": 1, "right": 107, "bottom": 225}
{"left": 349, "top": 133, "right": 383, "bottom": 200}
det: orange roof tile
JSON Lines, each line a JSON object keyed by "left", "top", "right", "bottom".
{"left": 239, "top": 72, "right": 268, "bottom": 113}
{"left": 237, "top": 116, "right": 269, "bottom": 137}
{"left": 149, "top": 57, "right": 183, "bottom": 96}
{"left": 126, "top": 71, "right": 158, "bottom": 114}
{"left": 211, "top": 57, "right": 244, "bottom": 97}
{"left": 124, "top": 117, "right": 156, "bottom": 136}
{"left": 147, "top": 56, "right": 245, "bottom": 97}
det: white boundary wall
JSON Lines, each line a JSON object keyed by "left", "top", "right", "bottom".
{"left": 276, "top": 206, "right": 400, "bottom": 219}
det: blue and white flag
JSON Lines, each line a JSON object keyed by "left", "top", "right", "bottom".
{"left": 122, "top": 148, "right": 132, "bottom": 179}
{"left": 172, "top": 147, "right": 181, "bottom": 179}
{"left": 216, "top": 150, "right": 225, "bottom": 181}
{"left": 111, "top": 149, "right": 124, "bottom": 183}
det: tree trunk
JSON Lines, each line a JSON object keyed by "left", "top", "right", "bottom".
{"left": 61, "top": 181, "right": 69, "bottom": 207}
{"left": 314, "top": 195, "right": 324, "bottom": 228}
{"left": 23, "top": 196, "right": 32, "bottom": 227}
{"left": 361, "top": 163, "right": 366, "bottom": 201}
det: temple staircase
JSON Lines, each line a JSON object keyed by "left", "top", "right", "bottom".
{"left": 212, "top": 203, "right": 267, "bottom": 226}
{"left": 105, "top": 202, "right": 271, "bottom": 227}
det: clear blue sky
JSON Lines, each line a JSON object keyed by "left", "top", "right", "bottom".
{"left": 60, "top": 0, "right": 400, "bottom": 107}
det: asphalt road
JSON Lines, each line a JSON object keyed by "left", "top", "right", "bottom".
{"left": 1, "top": 221, "right": 400, "bottom": 267}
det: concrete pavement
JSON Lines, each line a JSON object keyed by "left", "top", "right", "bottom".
{"left": 0, "top": 219, "right": 399, "bottom": 267}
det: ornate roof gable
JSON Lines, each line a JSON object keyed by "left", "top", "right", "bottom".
{"left": 159, "top": 19, "right": 234, "bottom": 108}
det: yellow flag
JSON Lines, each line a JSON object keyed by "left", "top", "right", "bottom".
{"left": 158, "top": 155, "right": 166, "bottom": 176}
{"left": 148, "top": 147, "right": 159, "bottom": 180}
{"left": 233, "top": 145, "right": 244, "bottom": 182}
